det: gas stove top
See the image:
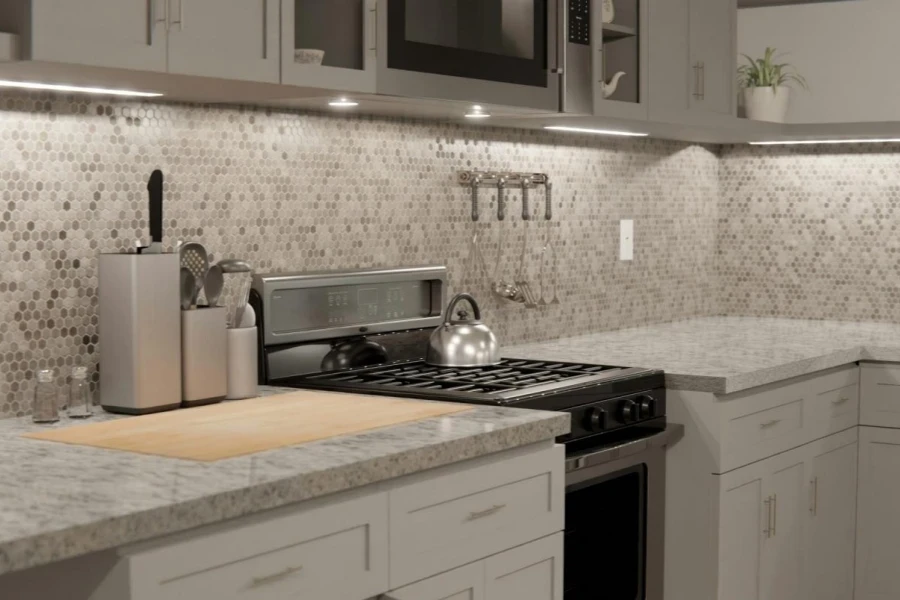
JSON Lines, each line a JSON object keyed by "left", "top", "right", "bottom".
{"left": 285, "top": 358, "right": 659, "bottom": 408}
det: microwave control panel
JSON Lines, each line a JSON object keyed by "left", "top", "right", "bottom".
{"left": 568, "top": 0, "right": 591, "bottom": 45}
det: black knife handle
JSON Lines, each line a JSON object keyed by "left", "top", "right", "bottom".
{"left": 148, "top": 169, "right": 163, "bottom": 244}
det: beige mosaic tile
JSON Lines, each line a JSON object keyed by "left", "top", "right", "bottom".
{"left": 718, "top": 144, "right": 900, "bottom": 320}
{"left": 0, "top": 91, "right": 719, "bottom": 418}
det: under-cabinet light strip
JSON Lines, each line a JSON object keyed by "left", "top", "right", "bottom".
{"left": 0, "top": 80, "right": 163, "bottom": 97}
{"left": 749, "top": 138, "right": 900, "bottom": 146}
{"left": 543, "top": 125, "right": 648, "bottom": 137}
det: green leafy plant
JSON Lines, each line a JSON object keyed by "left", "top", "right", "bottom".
{"left": 737, "top": 47, "right": 808, "bottom": 91}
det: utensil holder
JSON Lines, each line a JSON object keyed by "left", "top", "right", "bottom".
{"left": 99, "top": 253, "right": 182, "bottom": 414}
{"left": 181, "top": 307, "right": 227, "bottom": 407}
{"left": 227, "top": 326, "right": 259, "bottom": 400}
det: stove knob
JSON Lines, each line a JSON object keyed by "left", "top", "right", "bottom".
{"left": 587, "top": 407, "right": 608, "bottom": 432}
{"left": 619, "top": 399, "right": 638, "bottom": 423}
{"left": 638, "top": 396, "right": 657, "bottom": 419}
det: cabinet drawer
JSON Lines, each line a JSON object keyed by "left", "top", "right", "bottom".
{"left": 727, "top": 399, "right": 803, "bottom": 449}
{"left": 861, "top": 363, "right": 900, "bottom": 428}
{"left": 719, "top": 365, "right": 859, "bottom": 472}
{"left": 388, "top": 443, "right": 564, "bottom": 588}
{"left": 122, "top": 489, "right": 388, "bottom": 600}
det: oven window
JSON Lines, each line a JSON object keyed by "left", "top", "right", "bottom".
{"left": 388, "top": 0, "right": 549, "bottom": 87}
{"left": 565, "top": 465, "right": 647, "bottom": 600}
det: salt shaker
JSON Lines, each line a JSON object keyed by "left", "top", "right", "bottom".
{"left": 68, "top": 366, "right": 93, "bottom": 419}
{"left": 32, "top": 369, "right": 59, "bottom": 423}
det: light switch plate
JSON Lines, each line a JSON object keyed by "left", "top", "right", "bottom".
{"left": 620, "top": 219, "right": 634, "bottom": 261}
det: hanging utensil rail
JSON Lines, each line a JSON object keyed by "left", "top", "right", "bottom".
{"left": 459, "top": 170, "right": 552, "bottom": 222}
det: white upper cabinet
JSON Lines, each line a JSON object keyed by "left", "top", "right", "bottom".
{"left": 27, "top": 0, "right": 168, "bottom": 71}
{"left": 648, "top": 0, "right": 736, "bottom": 125}
{"left": 167, "top": 0, "right": 279, "bottom": 82}
{"left": 281, "top": 0, "right": 377, "bottom": 93}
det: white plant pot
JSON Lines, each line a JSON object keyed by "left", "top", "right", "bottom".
{"left": 743, "top": 86, "right": 791, "bottom": 123}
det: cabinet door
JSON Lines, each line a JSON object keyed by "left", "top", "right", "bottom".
{"left": 386, "top": 561, "right": 484, "bottom": 600}
{"left": 719, "top": 467, "right": 766, "bottom": 600}
{"left": 592, "top": 0, "right": 650, "bottom": 120}
{"left": 484, "top": 534, "right": 563, "bottom": 600}
{"left": 688, "top": 0, "right": 735, "bottom": 116}
{"left": 167, "top": 0, "right": 279, "bottom": 82}
{"left": 856, "top": 427, "right": 900, "bottom": 600}
{"left": 807, "top": 439, "right": 857, "bottom": 600}
{"left": 761, "top": 455, "right": 806, "bottom": 600}
{"left": 281, "top": 0, "right": 377, "bottom": 93}
{"left": 30, "top": 0, "right": 167, "bottom": 71}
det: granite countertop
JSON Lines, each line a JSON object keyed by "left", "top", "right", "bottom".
{"left": 506, "top": 317, "right": 900, "bottom": 395}
{"left": 0, "top": 387, "right": 568, "bottom": 576}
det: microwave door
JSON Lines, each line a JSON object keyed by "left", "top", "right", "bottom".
{"left": 378, "top": 0, "right": 560, "bottom": 112}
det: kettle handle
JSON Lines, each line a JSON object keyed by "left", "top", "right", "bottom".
{"left": 445, "top": 293, "right": 481, "bottom": 324}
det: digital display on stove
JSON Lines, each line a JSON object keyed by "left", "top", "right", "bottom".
{"left": 270, "top": 280, "right": 435, "bottom": 334}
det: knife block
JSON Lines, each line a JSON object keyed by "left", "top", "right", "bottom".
{"left": 99, "top": 253, "right": 182, "bottom": 414}
{"left": 182, "top": 306, "right": 227, "bottom": 407}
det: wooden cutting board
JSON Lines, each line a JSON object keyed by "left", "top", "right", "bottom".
{"left": 23, "top": 391, "right": 471, "bottom": 462}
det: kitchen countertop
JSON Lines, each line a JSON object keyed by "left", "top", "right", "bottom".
{"left": 506, "top": 316, "right": 900, "bottom": 395}
{"left": 0, "top": 387, "right": 568, "bottom": 576}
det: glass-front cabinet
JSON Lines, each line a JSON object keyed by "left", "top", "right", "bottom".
{"left": 592, "top": 0, "right": 649, "bottom": 119}
{"left": 281, "top": 0, "right": 377, "bottom": 93}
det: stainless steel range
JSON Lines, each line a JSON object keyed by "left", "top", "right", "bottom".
{"left": 250, "top": 265, "right": 681, "bottom": 600}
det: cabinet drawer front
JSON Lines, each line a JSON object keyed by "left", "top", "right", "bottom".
{"left": 861, "top": 363, "right": 900, "bottom": 428}
{"left": 814, "top": 382, "right": 859, "bottom": 431}
{"left": 128, "top": 490, "right": 388, "bottom": 600}
{"left": 727, "top": 400, "right": 803, "bottom": 451}
{"left": 389, "top": 443, "right": 564, "bottom": 588}
{"left": 386, "top": 561, "right": 485, "bottom": 600}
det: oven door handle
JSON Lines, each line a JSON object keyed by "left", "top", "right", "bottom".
{"left": 565, "top": 424, "right": 685, "bottom": 473}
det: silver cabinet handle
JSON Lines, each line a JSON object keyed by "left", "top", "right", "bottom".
{"left": 248, "top": 565, "right": 304, "bottom": 589}
{"left": 368, "top": 0, "right": 378, "bottom": 56}
{"left": 810, "top": 477, "right": 819, "bottom": 516}
{"left": 759, "top": 419, "right": 781, "bottom": 429}
{"left": 771, "top": 493, "right": 777, "bottom": 536}
{"left": 832, "top": 396, "right": 850, "bottom": 405}
{"left": 262, "top": 0, "right": 268, "bottom": 59}
{"left": 465, "top": 503, "right": 506, "bottom": 522}
{"left": 692, "top": 62, "right": 702, "bottom": 99}
{"left": 700, "top": 61, "right": 706, "bottom": 100}
{"left": 763, "top": 496, "right": 772, "bottom": 538}
{"left": 170, "top": 0, "right": 184, "bottom": 29}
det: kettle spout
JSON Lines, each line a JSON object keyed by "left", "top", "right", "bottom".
{"left": 601, "top": 71, "right": 627, "bottom": 98}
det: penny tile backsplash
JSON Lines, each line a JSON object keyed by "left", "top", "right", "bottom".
{"left": 0, "top": 93, "right": 719, "bottom": 417}
{"left": 718, "top": 144, "right": 900, "bottom": 320}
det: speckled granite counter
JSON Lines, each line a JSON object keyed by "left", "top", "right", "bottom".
{"left": 0, "top": 387, "right": 568, "bottom": 575}
{"left": 506, "top": 317, "right": 900, "bottom": 395}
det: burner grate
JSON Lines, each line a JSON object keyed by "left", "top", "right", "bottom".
{"left": 306, "top": 359, "right": 626, "bottom": 395}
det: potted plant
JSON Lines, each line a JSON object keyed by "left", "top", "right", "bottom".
{"left": 738, "top": 47, "right": 808, "bottom": 123}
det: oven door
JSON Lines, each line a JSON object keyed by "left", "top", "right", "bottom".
{"left": 377, "top": 0, "right": 560, "bottom": 111}
{"left": 563, "top": 426, "right": 682, "bottom": 600}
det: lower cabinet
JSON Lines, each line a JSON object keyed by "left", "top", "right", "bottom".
{"left": 385, "top": 534, "right": 563, "bottom": 600}
{"left": 856, "top": 426, "right": 900, "bottom": 600}
{"left": 717, "top": 429, "right": 857, "bottom": 600}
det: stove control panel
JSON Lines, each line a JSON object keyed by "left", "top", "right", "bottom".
{"left": 570, "top": 389, "right": 666, "bottom": 437}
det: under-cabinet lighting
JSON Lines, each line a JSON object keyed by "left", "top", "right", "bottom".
{"left": 465, "top": 105, "right": 491, "bottom": 119}
{"left": 749, "top": 138, "right": 900, "bottom": 146}
{"left": 328, "top": 97, "right": 359, "bottom": 108}
{"left": 0, "top": 80, "right": 163, "bottom": 97}
{"left": 543, "top": 125, "right": 648, "bottom": 137}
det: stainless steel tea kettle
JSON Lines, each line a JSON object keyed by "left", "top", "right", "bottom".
{"left": 426, "top": 293, "right": 501, "bottom": 367}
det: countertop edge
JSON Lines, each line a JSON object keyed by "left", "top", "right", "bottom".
{"left": 0, "top": 412, "right": 569, "bottom": 575}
